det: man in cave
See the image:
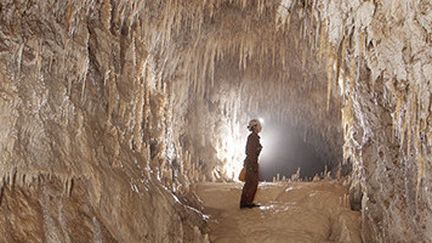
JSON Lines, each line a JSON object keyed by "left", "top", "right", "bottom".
{"left": 240, "top": 119, "right": 263, "bottom": 209}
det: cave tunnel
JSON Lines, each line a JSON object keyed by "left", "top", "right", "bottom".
{"left": 1, "top": 0, "right": 431, "bottom": 242}
{"left": 259, "top": 121, "right": 335, "bottom": 181}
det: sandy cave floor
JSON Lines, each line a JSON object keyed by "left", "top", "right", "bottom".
{"left": 193, "top": 181, "right": 361, "bottom": 243}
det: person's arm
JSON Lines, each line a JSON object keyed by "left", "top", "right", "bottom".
{"left": 246, "top": 134, "right": 261, "bottom": 161}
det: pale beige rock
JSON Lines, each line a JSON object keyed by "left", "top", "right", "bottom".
{"left": 195, "top": 181, "right": 361, "bottom": 243}
{"left": 0, "top": 0, "right": 431, "bottom": 242}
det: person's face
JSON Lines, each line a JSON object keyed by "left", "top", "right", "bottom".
{"left": 255, "top": 124, "right": 262, "bottom": 133}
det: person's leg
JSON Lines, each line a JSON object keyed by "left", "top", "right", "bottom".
{"left": 248, "top": 171, "right": 258, "bottom": 203}
{"left": 240, "top": 168, "right": 259, "bottom": 208}
{"left": 240, "top": 175, "right": 252, "bottom": 207}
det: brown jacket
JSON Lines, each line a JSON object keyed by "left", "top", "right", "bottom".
{"left": 244, "top": 132, "right": 262, "bottom": 169}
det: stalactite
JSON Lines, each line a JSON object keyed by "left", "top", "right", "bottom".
{"left": 100, "top": 0, "right": 112, "bottom": 30}
{"left": 79, "top": 30, "right": 90, "bottom": 103}
{"left": 317, "top": 19, "right": 327, "bottom": 61}
{"left": 409, "top": 91, "right": 417, "bottom": 155}
{"left": 15, "top": 43, "right": 24, "bottom": 79}
{"left": 338, "top": 37, "right": 348, "bottom": 95}
{"left": 326, "top": 46, "right": 337, "bottom": 111}
{"left": 65, "top": 1, "right": 75, "bottom": 34}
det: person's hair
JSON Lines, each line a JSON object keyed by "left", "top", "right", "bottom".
{"left": 247, "top": 119, "right": 261, "bottom": 132}
{"left": 247, "top": 125, "right": 255, "bottom": 132}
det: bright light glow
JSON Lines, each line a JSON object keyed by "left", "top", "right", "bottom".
{"left": 259, "top": 117, "right": 264, "bottom": 124}
{"left": 257, "top": 123, "right": 278, "bottom": 171}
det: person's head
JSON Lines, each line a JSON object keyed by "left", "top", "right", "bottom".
{"left": 247, "top": 119, "right": 262, "bottom": 133}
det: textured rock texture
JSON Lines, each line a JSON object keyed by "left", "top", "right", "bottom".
{"left": 312, "top": 1, "right": 432, "bottom": 242}
{"left": 0, "top": 0, "right": 431, "bottom": 242}
{"left": 0, "top": 1, "right": 209, "bottom": 242}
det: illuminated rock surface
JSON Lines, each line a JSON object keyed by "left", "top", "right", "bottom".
{"left": 0, "top": 0, "right": 431, "bottom": 242}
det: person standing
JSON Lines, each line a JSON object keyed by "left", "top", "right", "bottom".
{"left": 240, "top": 119, "right": 263, "bottom": 209}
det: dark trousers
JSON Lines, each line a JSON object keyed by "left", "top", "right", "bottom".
{"left": 240, "top": 163, "right": 259, "bottom": 207}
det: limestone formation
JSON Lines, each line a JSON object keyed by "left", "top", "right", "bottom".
{"left": 0, "top": 0, "right": 431, "bottom": 242}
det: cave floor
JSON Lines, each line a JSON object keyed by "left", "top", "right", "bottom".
{"left": 194, "top": 181, "right": 361, "bottom": 243}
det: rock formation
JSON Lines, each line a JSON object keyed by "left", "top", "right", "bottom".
{"left": 0, "top": 0, "right": 431, "bottom": 242}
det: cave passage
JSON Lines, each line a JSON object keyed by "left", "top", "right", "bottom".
{"left": 1, "top": 0, "right": 431, "bottom": 242}
{"left": 258, "top": 122, "right": 328, "bottom": 181}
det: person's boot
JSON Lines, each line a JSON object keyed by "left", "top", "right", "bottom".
{"left": 240, "top": 203, "right": 260, "bottom": 209}
{"left": 240, "top": 204, "right": 249, "bottom": 209}
{"left": 248, "top": 203, "right": 260, "bottom": 208}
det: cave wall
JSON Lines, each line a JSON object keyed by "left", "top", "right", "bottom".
{"left": 299, "top": 0, "right": 432, "bottom": 241}
{"left": 0, "top": 1, "right": 208, "bottom": 242}
{"left": 2, "top": 0, "right": 430, "bottom": 242}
